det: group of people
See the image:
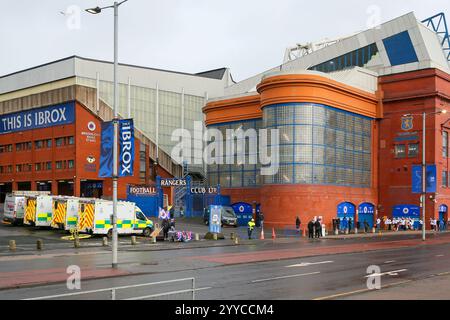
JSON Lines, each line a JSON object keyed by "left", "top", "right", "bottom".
{"left": 383, "top": 217, "right": 420, "bottom": 231}
{"left": 430, "top": 218, "right": 447, "bottom": 231}
{"left": 161, "top": 218, "right": 176, "bottom": 240}
{"left": 307, "top": 218, "right": 323, "bottom": 239}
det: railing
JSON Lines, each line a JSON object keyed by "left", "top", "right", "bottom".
{"left": 24, "top": 277, "right": 196, "bottom": 300}
{"left": 422, "top": 12, "right": 450, "bottom": 62}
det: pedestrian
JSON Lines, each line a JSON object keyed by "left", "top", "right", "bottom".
{"left": 162, "top": 218, "right": 170, "bottom": 240}
{"left": 315, "top": 219, "right": 322, "bottom": 238}
{"left": 364, "top": 220, "right": 369, "bottom": 233}
{"left": 348, "top": 217, "right": 352, "bottom": 232}
{"left": 376, "top": 218, "right": 381, "bottom": 231}
{"left": 295, "top": 216, "right": 301, "bottom": 233}
{"left": 259, "top": 212, "right": 265, "bottom": 229}
{"left": 308, "top": 220, "right": 314, "bottom": 239}
{"left": 247, "top": 218, "right": 255, "bottom": 239}
{"left": 439, "top": 219, "right": 444, "bottom": 232}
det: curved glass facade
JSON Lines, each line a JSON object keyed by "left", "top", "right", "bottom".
{"left": 207, "top": 119, "right": 262, "bottom": 188}
{"left": 263, "top": 103, "right": 372, "bottom": 187}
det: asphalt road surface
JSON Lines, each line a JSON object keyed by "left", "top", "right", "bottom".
{"left": 2, "top": 220, "right": 450, "bottom": 300}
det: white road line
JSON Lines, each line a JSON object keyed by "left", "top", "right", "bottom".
{"left": 384, "top": 260, "right": 395, "bottom": 264}
{"left": 286, "top": 261, "right": 334, "bottom": 268}
{"left": 365, "top": 269, "right": 408, "bottom": 278}
{"left": 251, "top": 271, "right": 320, "bottom": 283}
{"left": 436, "top": 254, "right": 444, "bottom": 257}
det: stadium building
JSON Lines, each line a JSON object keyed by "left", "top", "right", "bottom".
{"left": 0, "top": 56, "right": 231, "bottom": 202}
{"left": 203, "top": 12, "right": 450, "bottom": 229}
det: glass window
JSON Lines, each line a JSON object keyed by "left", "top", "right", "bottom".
{"left": 46, "top": 139, "right": 52, "bottom": 148}
{"left": 55, "top": 138, "right": 64, "bottom": 147}
{"left": 35, "top": 140, "right": 43, "bottom": 149}
{"left": 35, "top": 163, "right": 41, "bottom": 171}
{"left": 56, "top": 161, "right": 63, "bottom": 169}
{"left": 408, "top": 143, "right": 419, "bottom": 157}
{"left": 443, "top": 170, "right": 448, "bottom": 187}
{"left": 443, "top": 132, "right": 448, "bottom": 158}
{"left": 68, "top": 160, "right": 75, "bottom": 169}
{"left": 68, "top": 136, "right": 75, "bottom": 145}
{"left": 394, "top": 144, "right": 406, "bottom": 158}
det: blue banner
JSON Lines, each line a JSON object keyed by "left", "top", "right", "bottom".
{"left": 209, "top": 205, "right": 222, "bottom": 233}
{"left": 99, "top": 121, "right": 114, "bottom": 178}
{"left": 412, "top": 164, "right": 437, "bottom": 193}
{"left": 0, "top": 102, "right": 75, "bottom": 135}
{"left": 119, "top": 119, "right": 134, "bottom": 177}
{"left": 392, "top": 205, "right": 420, "bottom": 218}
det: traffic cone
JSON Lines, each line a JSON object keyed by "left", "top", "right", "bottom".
{"left": 302, "top": 227, "right": 306, "bottom": 237}
{"left": 272, "top": 227, "right": 276, "bottom": 240}
{"left": 260, "top": 228, "right": 265, "bottom": 240}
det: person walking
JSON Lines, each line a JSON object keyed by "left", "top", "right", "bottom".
{"left": 376, "top": 218, "right": 381, "bottom": 232}
{"left": 295, "top": 216, "right": 301, "bottom": 233}
{"left": 247, "top": 218, "right": 255, "bottom": 239}
{"left": 308, "top": 220, "right": 314, "bottom": 239}
{"left": 162, "top": 218, "right": 170, "bottom": 240}
{"left": 259, "top": 212, "right": 265, "bottom": 229}
{"left": 315, "top": 219, "right": 322, "bottom": 238}
{"left": 364, "top": 220, "right": 369, "bottom": 233}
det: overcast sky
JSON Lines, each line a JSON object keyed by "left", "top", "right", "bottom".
{"left": 0, "top": 0, "right": 448, "bottom": 82}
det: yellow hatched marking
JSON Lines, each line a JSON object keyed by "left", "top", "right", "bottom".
{"left": 24, "top": 200, "right": 36, "bottom": 224}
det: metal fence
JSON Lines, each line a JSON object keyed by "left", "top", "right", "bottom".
{"left": 25, "top": 277, "right": 196, "bottom": 300}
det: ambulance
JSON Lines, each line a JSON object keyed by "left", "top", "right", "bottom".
{"left": 77, "top": 199, "right": 154, "bottom": 237}
{"left": 51, "top": 196, "right": 80, "bottom": 230}
{"left": 3, "top": 191, "right": 51, "bottom": 225}
{"left": 23, "top": 194, "right": 54, "bottom": 227}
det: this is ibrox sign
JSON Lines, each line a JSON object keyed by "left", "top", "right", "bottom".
{"left": 0, "top": 102, "right": 75, "bottom": 134}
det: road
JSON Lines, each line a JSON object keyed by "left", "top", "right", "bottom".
{"left": 2, "top": 216, "right": 450, "bottom": 300}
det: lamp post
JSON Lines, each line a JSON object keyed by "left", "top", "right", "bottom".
{"left": 403, "top": 109, "right": 447, "bottom": 241}
{"left": 86, "top": 0, "right": 128, "bottom": 268}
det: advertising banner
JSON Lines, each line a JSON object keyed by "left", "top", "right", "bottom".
{"left": 412, "top": 164, "right": 437, "bottom": 193}
{"left": 119, "top": 119, "right": 134, "bottom": 177}
{"left": 99, "top": 121, "right": 114, "bottom": 178}
{"left": 0, "top": 102, "right": 75, "bottom": 135}
{"left": 209, "top": 205, "right": 222, "bottom": 234}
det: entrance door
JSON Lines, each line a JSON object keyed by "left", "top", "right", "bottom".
{"left": 358, "top": 203, "right": 375, "bottom": 229}
{"left": 337, "top": 202, "right": 356, "bottom": 230}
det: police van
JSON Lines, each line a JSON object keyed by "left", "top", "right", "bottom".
{"left": 77, "top": 199, "right": 154, "bottom": 237}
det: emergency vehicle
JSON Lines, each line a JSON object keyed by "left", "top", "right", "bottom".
{"left": 51, "top": 196, "right": 80, "bottom": 230}
{"left": 23, "top": 194, "right": 54, "bottom": 227}
{"left": 3, "top": 191, "right": 50, "bottom": 225}
{"left": 77, "top": 199, "right": 154, "bottom": 237}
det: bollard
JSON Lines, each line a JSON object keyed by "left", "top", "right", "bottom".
{"left": 74, "top": 238, "right": 80, "bottom": 248}
{"left": 131, "top": 236, "right": 137, "bottom": 245}
{"left": 334, "top": 229, "right": 338, "bottom": 235}
{"left": 36, "top": 239, "right": 43, "bottom": 250}
{"left": 230, "top": 232, "right": 235, "bottom": 240}
{"left": 102, "top": 237, "right": 108, "bottom": 246}
{"left": 355, "top": 227, "right": 358, "bottom": 234}
{"left": 372, "top": 227, "right": 376, "bottom": 233}
{"left": 151, "top": 236, "right": 156, "bottom": 244}
{"left": 345, "top": 228, "right": 349, "bottom": 235}
{"left": 234, "top": 236, "right": 239, "bottom": 245}
{"left": 213, "top": 233, "right": 218, "bottom": 240}
{"left": 195, "top": 233, "right": 200, "bottom": 241}
{"left": 9, "top": 240, "right": 16, "bottom": 251}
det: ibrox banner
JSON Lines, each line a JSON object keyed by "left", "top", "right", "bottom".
{"left": 99, "top": 121, "right": 114, "bottom": 178}
{"left": 99, "top": 119, "right": 135, "bottom": 178}
{"left": 119, "top": 119, "right": 134, "bottom": 177}
{"left": 0, "top": 102, "right": 75, "bottom": 135}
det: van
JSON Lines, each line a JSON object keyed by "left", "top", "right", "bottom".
{"left": 3, "top": 194, "right": 26, "bottom": 225}
{"left": 23, "top": 195, "right": 53, "bottom": 227}
{"left": 77, "top": 199, "right": 154, "bottom": 237}
{"left": 51, "top": 196, "right": 80, "bottom": 230}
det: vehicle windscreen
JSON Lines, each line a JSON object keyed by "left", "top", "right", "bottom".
{"left": 223, "top": 208, "right": 236, "bottom": 218}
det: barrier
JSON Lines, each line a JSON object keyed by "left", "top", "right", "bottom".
{"left": 25, "top": 277, "right": 197, "bottom": 300}
{"left": 102, "top": 237, "right": 108, "bottom": 246}
{"left": 36, "top": 239, "right": 43, "bottom": 250}
{"left": 9, "top": 240, "right": 16, "bottom": 251}
{"left": 131, "top": 236, "right": 137, "bottom": 245}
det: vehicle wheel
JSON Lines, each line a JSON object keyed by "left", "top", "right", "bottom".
{"left": 107, "top": 229, "right": 113, "bottom": 239}
{"left": 11, "top": 220, "right": 18, "bottom": 226}
{"left": 143, "top": 227, "right": 152, "bottom": 237}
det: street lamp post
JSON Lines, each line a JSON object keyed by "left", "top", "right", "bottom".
{"left": 86, "top": 0, "right": 128, "bottom": 268}
{"left": 404, "top": 109, "right": 447, "bottom": 241}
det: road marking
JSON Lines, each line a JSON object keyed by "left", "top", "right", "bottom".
{"left": 436, "top": 254, "right": 444, "bottom": 257}
{"left": 313, "top": 280, "right": 412, "bottom": 300}
{"left": 251, "top": 271, "right": 320, "bottom": 283}
{"left": 364, "top": 269, "right": 407, "bottom": 278}
{"left": 384, "top": 260, "right": 395, "bottom": 264}
{"left": 286, "top": 261, "right": 333, "bottom": 268}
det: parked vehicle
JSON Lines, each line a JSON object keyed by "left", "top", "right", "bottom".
{"left": 77, "top": 199, "right": 154, "bottom": 237}
{"left": 51, "top": 196, "right": 80, "bottom": 230}
{"left": 23, "top": 194, "right": 54, "bottom": 227}
{"left": 203, "top": 206, "right": 238, "bottom": 227}
{"left": 3, "top": 191, "right": 51, "bottom": 225}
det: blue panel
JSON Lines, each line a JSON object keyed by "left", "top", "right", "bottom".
{"left": 118, "top": 119, "right": 134, "bottom": 177}
{"left": 0, "top": 101, "right": 75, "bottom": 135}
{"left": 232, "top": 202, "right": 253, "bottom": 226}
{"left": 99, "top": 121, "right": 114, "bottom": 178}
{"left": 383, "top": 31, "right": 418, "bottom": 66}
{"left": 358, "top": 202, "right": 374, "bottom": 228}
{"left": 392, "top": 205, "right": 420, "bottom": 218}
{"left": 412, "top": 164, "right": 437, "bottom": 193}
